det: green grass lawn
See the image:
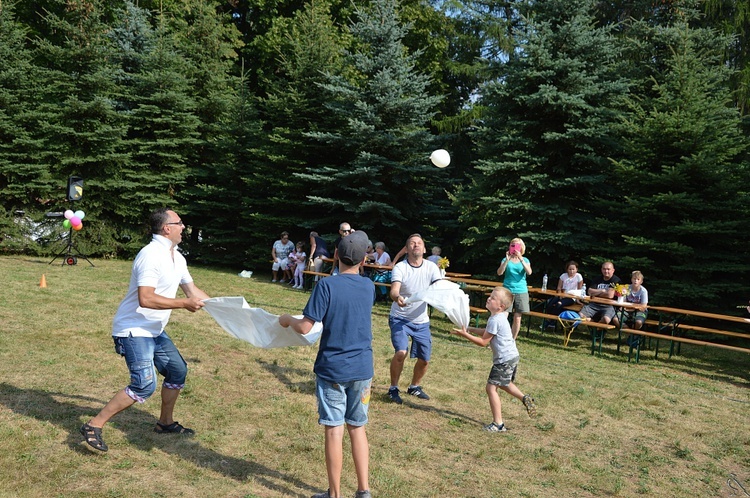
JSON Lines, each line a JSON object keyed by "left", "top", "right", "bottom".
{"left": 0, "top": 256, "right": 748, "bottom": 497}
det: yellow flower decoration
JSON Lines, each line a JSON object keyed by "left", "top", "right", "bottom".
{"left": 437, "top": 257, "right": 450, "bottom": 270}
{"left": 613, "top": 283, "right": 630, "bottom": 297}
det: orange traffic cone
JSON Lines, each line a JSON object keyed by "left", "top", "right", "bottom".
{"left": 39, "top": 274, "right": 47, "bottom": 288}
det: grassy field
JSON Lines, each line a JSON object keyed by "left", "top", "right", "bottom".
{"left": 0, "top": 255, "right": 748, "bottom": 498}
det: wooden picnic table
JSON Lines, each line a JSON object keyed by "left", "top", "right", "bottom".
{"left": 620, "top": 305, "right": 750, "bottom": 361}
{"left": 527, "top": 287, "right": 645, "bottom": 353}
{"left": 649, "top": 305, "right": 750, "bottom": 326}
{"left": 362, "top": 263, "right": 393, "bottom": 271}
{"left": 445, "top": 271, "right": 471, "bottom": 278}
{"left": 527, "top": 288, "right": 750, "bottom": 361}
{"left": 446, "top": 276, "right": 504, "bottom": 287}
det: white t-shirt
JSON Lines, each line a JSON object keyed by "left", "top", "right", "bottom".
{"left": 390, "top": 259, "right": 442, "bottom": 324}
{"left": 112, "top": 235, "right": 193, "bottom": 338}
{"left": 488, "top": 311, "right": 519, "bottom": 364}
{"left": 558, "top": 272, "right": 583, "bottom": 291}
{"left": 273, "top": 239, "right": 295, "bottom": 260}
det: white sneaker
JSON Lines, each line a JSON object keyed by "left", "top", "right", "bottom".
{"left": 271, "top": 279, "right": 277, "bottom": 283}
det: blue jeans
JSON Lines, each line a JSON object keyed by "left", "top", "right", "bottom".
{"left": 113, "top": 331, "right": 188, "bottom": 402}
{"left": 316, "top": 377, "right": 371, "bottom": 427}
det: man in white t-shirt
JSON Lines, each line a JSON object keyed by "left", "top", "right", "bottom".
{"left": 80, "top": 208, "right": 210, "bottom": 452}
{"left": 387, "top": 234, "right": 442, "bottom": 404}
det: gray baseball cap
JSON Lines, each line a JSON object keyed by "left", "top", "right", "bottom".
{"left": 338, "top": 230, "right": 369, "bottom": 265}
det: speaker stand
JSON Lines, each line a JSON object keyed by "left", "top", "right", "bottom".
{"left": 48, "top": 228, "right": 95, "bottom": 267}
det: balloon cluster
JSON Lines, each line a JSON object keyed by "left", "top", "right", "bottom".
{"left": 63, "top": 209, "right": 85, "bottom": 231}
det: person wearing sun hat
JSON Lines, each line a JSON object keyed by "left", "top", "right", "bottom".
{"left": 279, "top": 229, "right": 375, "bottom": 498}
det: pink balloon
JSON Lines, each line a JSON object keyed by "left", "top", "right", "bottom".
{"left": 64, "top": 210, "right": 74, "bottom": 219}
{"left": 70, "top": 216, "right": 81, "bottom": 226}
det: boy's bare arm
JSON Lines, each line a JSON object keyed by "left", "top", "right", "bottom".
{"left": 452, "top": 327, "right": 493, "bottom": 347}
{"left": 278, "top": 314, "right": 315, "bottom": 334}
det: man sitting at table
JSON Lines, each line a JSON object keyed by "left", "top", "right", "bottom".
{"left": 579, "top": 261, "right": 621, "bottom": 324}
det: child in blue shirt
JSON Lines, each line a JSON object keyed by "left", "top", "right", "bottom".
{"left": 279, "top": 230, "right": 375, "bottom": 498}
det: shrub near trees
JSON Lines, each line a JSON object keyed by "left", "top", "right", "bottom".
{"left": 1, "top": 0, "right": 750, "bottom": 312}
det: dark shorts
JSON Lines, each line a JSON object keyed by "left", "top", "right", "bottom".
{"left": 622, "top": 309, "right": 648, "bottom": 325}
{"left": 580, "top": 303, "right": 616, "bottom": 321}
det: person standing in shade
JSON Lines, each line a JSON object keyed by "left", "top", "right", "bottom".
{"left": 308, "top": 231, "right": 331, "bottom": 273}
{"left": 279, "top": 230, "right": 375, "bottom": 498}
{"left": 330, "top": 222, "right": 352, "bottom": 275}
{"left": 497, "top": 237, "right": 532, "bottom": 340}
{"left": 80, "top": 208, "right": 210, "bottom": 452}
{"left": 387, "top": 234, "right": 442, "bottom": 404}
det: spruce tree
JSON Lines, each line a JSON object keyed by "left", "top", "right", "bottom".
{"left": 254, "top": 0, "right": 348, "bottom": 246}
{"left": 303, "top": 0, "right": 445, "bottom": 247}
{"left": 28, "top": 0, "right": 130, "bottom": 256}
{"left": 604, "top": 12, "right": 750, "bottom": 310}
{"left": 0, "top": 1, "right": 53, "bottom": 252}
{"left": 456, "top": 0, "right": 628, "bottom": 274}
{"left": 158, "top": 0, "right": 246, "bottom": 264}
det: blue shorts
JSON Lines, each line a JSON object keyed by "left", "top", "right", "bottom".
{"left": 389, "top": 317, "right": 432, "bottom": 361}
{"left": 113, "top": 331, "right": 188, "bottom": 402}
{"left": 316, "top": 377, "right": 371, "bottom": 427}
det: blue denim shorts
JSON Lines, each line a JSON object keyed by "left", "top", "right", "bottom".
{"left": 113, "top": 331, "right": 188, "bottom": 402}
{"left": 389, "top": 317, "right": 432, "bottom": 361}
{"left": 316, "top": 377, "right": 371, "bottom": 427}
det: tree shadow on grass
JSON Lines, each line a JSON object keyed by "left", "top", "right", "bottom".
{"left": 0, "top": 383, "right": 315, "bottom": 497}
{"left": 524, "top": 329, "right": 750, "bottom": 386}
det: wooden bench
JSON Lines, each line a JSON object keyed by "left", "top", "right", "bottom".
{"left": 469, "top": 306, "right": 488, "bottom": 327}
{"left": 620, "top": 328, "right": 750, "bottom": 363}
{"left": 302, "top": 270, "right": 329, "bottom": 290}
{"left": 639, "top": 318, "right": 750, "bottom": 355}
{"left": 523, "top": 311, "right": 616, "bottom": 354}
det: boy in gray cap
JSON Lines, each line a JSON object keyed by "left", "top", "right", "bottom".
{"left": 279, "top": 229, "right": 375, "bottom": 498}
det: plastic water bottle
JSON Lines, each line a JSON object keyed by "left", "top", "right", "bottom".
{"left": 541, "top": 274, "right": 548, "bottom": 291}
{"left": 581, "top": 283, "right": 587, "bottom": 298}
